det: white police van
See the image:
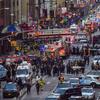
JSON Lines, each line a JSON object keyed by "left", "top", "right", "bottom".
{"left": 16, "top": 61, "right": 33, "bottom": 84}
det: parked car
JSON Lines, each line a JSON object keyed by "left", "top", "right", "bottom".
{"left": 53, "top": 88, "right": 69, "bottom": 96}
{"left": 78, "top": 39, "right": 89, "bottom": 47}
{"left": 53, "top": 81, "right": 72, "bottom": 96}
{"left": 3, "top": 82, "right": 20, "bottom": 98}
{"left": 79, "top": 75, "right": 100, "bottom": 88}
{"left": 45, "top": 93, "right": 60, "bottom": 100}
{"left": 59, "top": 87, "right": 81, "bottom": 100}
{"left": 56, "top": 81, "right": 71, "bottom": 89}
{"left": 69, "top": 78, "right": 80, "bottom": 87}
{"left": 87, "top": 70, "right": 100, "bottom": 77}
{"left": 81, "top": 87, "right": 95, "bottom": 100}
{"left": 70, "top": 24, "right": 78, "bottom": 34}
{"left": 16, "top": 61, "right": 33, "bottom": 84}
{"left": 96, "top": 95, "right": 100, "bottom": 100}
{"left": 84, "top": 71, "right": 100, "bottom": 87}
{"left": 68, "top": 96, "right": 84, "bottom": 100}
{"left": 0, "top": 65, "right": 7, "bottom": 81}
{"left": 92, "top": 56, "right": 100, "bottom": 65}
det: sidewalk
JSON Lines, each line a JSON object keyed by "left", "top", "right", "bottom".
{"left": 19, "top": 76, "right": 47, "bottom": 99}
{"left": 0, "top": 78, "right": 37, "bottom": 99}
{"left": 19, "top": 78, "right": 37, "bottom": 98}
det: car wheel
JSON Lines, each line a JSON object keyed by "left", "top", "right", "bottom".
{"left": 91, "top": 83, "right": 96, "bottom": 88}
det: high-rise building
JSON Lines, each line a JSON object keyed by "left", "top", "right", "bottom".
{"left": 0, "top": 0, "right": 4, "bottom": 26}
{"left": 0, "top": 0, "right": 10, "bottom": 26}
{"left": 0, "top": 0, "right": 29, "bottom": 26}
{"left": 11, "top": 0, "right": 29, "bottom": 24}
{"left": 28, "top": 0, "right": 65, "bottom": 20}
{"left": 29, "top": 0, "right": 41, "bottom": 20}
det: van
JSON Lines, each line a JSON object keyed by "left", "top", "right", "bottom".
{"left": 16, "top": 61, "right": 33, "bottom": 84}
{"left": 70, "top": 24, "right": 78, "bottom": 34}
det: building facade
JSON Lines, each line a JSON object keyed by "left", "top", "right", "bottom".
{"left": 0, "top": 0, "right": 4, "bottom": 26}
{"left": 0, "top": 0, "right": 10, "bottom": 26}
{"left": 29, "top": 0, "right": 65, "bottom": 20}
{"left": 0, "top": 0, "right": 29, "bottom": 27}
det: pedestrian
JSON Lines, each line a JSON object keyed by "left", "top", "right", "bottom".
{"left": 40, "top": 65, "right": 44, "bottom": 76}
{"left": 17, "top": 78, "right": 23, "bottom": 89}
{"left": 58, "top": 73, "right": 64, "bottom": 83}
{"left": 38, "top": 78, "right": 45, "bottom": 91}
{"left": 26, "top": 79, "right": 31, "bottom": 94}
{"left": 35, "top": 81, "right": 40, "bottom": 95}
{"left": 12, "top": 69, "right": 16, "bottom": 81}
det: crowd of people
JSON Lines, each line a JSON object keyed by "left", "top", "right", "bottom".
{"left": 0, "top": 4, "right": 99, "bottom": 97}
{"left": 39, "top": 13, "right": 81, "bottom": 29}
{"left": 31, "top": 56, "right": 65, "bottom": 77}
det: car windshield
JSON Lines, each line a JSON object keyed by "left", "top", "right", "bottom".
{"left": 71, "top": 28, "right": 77, "bottom": 31}
{"left": 70, "top": 79, "right": 79, "bottom": 83}
{"left": 79, "top": 40, "right": 88, "bottom": 43}
{"left": 87, "top": 71, "right": 100, "bottom": 75}
{"left": 94, "top": 57, "right": 100, "bottom": 60}
{"left": 0, "top": 67, "right": 6, "bottom": 71}
{"left": 82, "top": 88, "right": 93, "bottom": 93}
{"left": 16, "top": 69, "right": 28, "bottom": 75}
{"left": 57, "top": 83, "right": 71, "bottom": 88}
{"left": 94, "top": 56, "right": 100, "bottom": 60}
{"left": 54, "top": 88, "right": 66, "bottom": 95}
{"left": 45, "top": 98, "right": 58, "bottom": 100}
{"left": 4, "top": 83, "right": 16, "bottom": 90}
{"left": 69, "top": 56, "right": 82, "bottom": 60}
{"left": 20, "top": 63, "right": 28, "bottom": 66}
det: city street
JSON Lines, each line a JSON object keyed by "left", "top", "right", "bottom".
{"left": 18, "top": 57, "right": 100, "bottom": 100}
{"left": 0, "top": 0, "right": 100, "bottom": 100}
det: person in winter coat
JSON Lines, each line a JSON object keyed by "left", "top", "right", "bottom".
{"left": 35, "top": 81, "right": 40, "bottom": 95}
{"left": 26, "top": 79, "right": 31, "bottom": 94}
{"left": 38, "top": 78, "right": 45, "bottom": 91}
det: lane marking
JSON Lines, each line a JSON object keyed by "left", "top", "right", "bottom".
{"left": 46, "top": 82, "right": 51, "bottom": 84}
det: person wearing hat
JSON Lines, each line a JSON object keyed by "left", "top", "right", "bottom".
{"left": 58, "top": 73, "right": 64, "bottom": 83}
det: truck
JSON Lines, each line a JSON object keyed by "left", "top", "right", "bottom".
{"left": 16, "top": 61, "right": 33, "bottom": 85}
